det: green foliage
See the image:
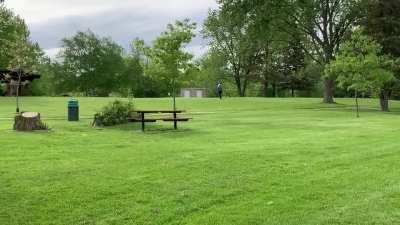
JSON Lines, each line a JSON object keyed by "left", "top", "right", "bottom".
{"left": 93, "top": 100, "right": 134, "bottom": 127}
{"left": 183, "top": 51, "right": 229, "bottom": 97}
{"left": 279, "top": 37, "right": 314, "bottom": 96}
{"left": 290, "top": 0, "right": 361, "bottom": 63}
{"left": 297, "top": 62, "right": 324, "bottom": 96}
{"left": 362, "top": 0, "right": 400, "bottom": 109}
{"left": 29, "top": 58, "right": 57, "bottom": 96}
{"left": 287, "top": 0, "right": 363, "bottom": 102}
{"left": 203, "top": 1, "right": 284, "bottom": 96}
{"left": 364, "top": 0, "right": 400, "bottom": 57}
{"left": 132, "top": 19, "right": 196, "bottom": 97}
{"left": 59, "top": 30, "right": 125, "bottom": 96}
{"left": 204, "top": 0, "right": 319, "bottom": 97}
{"left": 0, "top": 6, "right": 27, "bottom": 69}
{"left": 326, "top": 29, "right": 394, "bottom": 93}
{"left": 0, "top": 5, "right": 44, "bottom": 71}
{"left": 118, "top": 56, "right": 145, "bottom": 97}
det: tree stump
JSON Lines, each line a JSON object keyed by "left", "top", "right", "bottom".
{"left": 14, "top": 112, "right": 48, "bottom": 131}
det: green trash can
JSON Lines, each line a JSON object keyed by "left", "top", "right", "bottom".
{"left": 68, "top": 99, "right": 79, "bottom": 121}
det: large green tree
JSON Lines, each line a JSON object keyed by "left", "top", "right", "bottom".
{"left": 286, "top": 0, "right": 362, "bottom": 103}
{"left": 203, "top": 7, "right": 251, "bottom": 97}
{"left": 59, "top": 30, "right": 125, "bottom": 96}
{"left": 133, "top": 19, "right": 196, "bottom": 99}
{"left": 118, "top": 56, "right": 144, "bottom": 97}
{"left": 279, "top": 37, "right": 308, "bottom": 97}
{"left": 0, "top": 5, "right": 47, "bottom": 98}
{"left": 363, "top": 0, "right": 400, "bottom": 111}
{"left": 326, "top": 29, "right": 394, "bottom": 116}
{"left": 203, "top": 0, "right": 288, "bottom": 97}
{"left": 0, "top": 5, "right": 43, "bottom": 71}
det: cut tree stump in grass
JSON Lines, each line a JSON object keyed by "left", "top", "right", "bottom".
{"left": 14, "top": 112, "right": 48, "bottom": 131}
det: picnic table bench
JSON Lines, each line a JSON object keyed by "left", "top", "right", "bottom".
{"left": 128, "top": 110, "right": 192, "bottom": 131}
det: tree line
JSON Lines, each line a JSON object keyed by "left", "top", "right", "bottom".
{"left": 1, "top": 0, "right": 400, "bottom": 111}
{"left": 204, "top": 0, "right": 400, "bottom": 111}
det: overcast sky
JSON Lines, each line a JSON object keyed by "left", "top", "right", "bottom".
{"left": 4, "top": 0, "right": 218, "bottom": 58}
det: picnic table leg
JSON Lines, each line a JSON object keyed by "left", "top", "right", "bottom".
{"left": 173, "top": 112, "right": 177, "bottom": 130}
{"left": 141, "top": 112, "right": 145, "bottom": 132}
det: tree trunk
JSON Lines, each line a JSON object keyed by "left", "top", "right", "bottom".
{"left": 239, "top": 87, "right": 246, "bottom": 97}
{"left": 234, "top": 75, "right": 243, "bottom": 97}
{"left": 263, "top": 81, "right": 268, "bottom": 97}
{"left": 291, "top": 88, "right": 295, "bottom": 97}
{"left": 14, "top": 112, "right": 48, "bottom": 131}
{"left": 379, "top": 89, "right": 391, "bottom": 112}
{"left": 323, "top": 78, "right": 335, "bottom": 103}
{"left": 272, "top": 83, "right": 277, "bottom": 97}
{"left": 355, "top": 90, "right": 359, "bottom": 118}
{"left": 241, "top": 78, "right": 248, "bottom": 97}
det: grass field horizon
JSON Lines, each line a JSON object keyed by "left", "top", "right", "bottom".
{"left": 1, "top": 97, "right": 400, "bottom": 225}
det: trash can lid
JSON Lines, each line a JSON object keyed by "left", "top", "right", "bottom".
{"left": 68, "top": 99, "right": 79, "bottom": 106}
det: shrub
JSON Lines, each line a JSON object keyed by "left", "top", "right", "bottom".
{"left": 93, "top": 100, "right": 134, "bottom": 127}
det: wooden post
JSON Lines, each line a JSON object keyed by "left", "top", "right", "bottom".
{"left": 173, "top": 112, "right": 177, "bottom": 130}
{"left": 141, "top": 112, "right": 145, "bottom": 132}
{"left": 172, "top": 77, "right": 176, "bottom": 111}
{"left": 355, "top": 90, "right": 359, "bottom": 118}
{"left": 16, "top": 69, "right": 22, "bottom": 113}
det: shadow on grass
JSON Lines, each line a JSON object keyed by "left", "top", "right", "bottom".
{"left": 95, "top": 122, "right": 203, "bottom": 137}
{"left": 297, "top": 102, "right": 400, "bottom": 115}
{"left": 296, "top": 102, "right": 348, "bottom": 110}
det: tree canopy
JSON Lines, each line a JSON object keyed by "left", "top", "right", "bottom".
{"left": 0, "top": 6, "right": 43, "bottom": 71}
{"left": 133, "top": 19, "right": 196, "bottom": 96}
{"left": 362, "top": 0, "right": 400, "bottom": 111}
{"left": 58, "top": 30, "right": 125, "bottom": 96}
{"left": 326, "top": 29, "right": 395, "bottom": 115}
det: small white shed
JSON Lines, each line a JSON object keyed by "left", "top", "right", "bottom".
{"left": 181, "top": 88, "right": 207, "bottom": 98}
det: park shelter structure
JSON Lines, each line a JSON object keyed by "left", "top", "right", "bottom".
{"left": 181, "top": 88, "right": 207, "bottom": 98}
{"left": 0, "top": 69, "right": 40, "bottom": 96}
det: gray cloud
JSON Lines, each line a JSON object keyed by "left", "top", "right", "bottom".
{"left": 10, "top": 1, "right": 217, "bottom": 57}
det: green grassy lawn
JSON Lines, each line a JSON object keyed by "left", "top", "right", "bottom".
{"left": 1, "top": 97, "right": 400, "bottom": 225}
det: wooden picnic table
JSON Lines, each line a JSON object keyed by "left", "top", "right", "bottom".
{"left": 132, "top": 110, "right": 190, "bottom": 131}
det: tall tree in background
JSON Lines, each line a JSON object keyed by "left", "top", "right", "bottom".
{"left": 244, "top": 0, "right": 290, "bottom": 97}
{"left": 133, "top": 19, "right": 196, "bottom": 100}
{"left": 203, "top": 4, "right": 254, "bottom": 97}
{"left": 287, "top": 0, "right": 361, "bottom": 103}
{"left": 185, "top": 51, "right": 230, "bottom": 96}
{"left": 204, "top": 0, "right": 288, "bottom": 97}
{"left": 118, "top": 55, "right": 144, "bottom": 97}
{"left": 363, "top": 0, "right": 400, "bottom": 111}
{"left": 280, "top": 37, "right": 307, "bottom": 97}
{"left": 59, "top": 30, "right": 125, "bottom": 96}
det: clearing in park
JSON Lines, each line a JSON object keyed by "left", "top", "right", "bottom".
{"left": 1, "top": 97, "right": 400, "bottom": 225}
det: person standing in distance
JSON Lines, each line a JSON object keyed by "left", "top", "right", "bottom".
{"left": 217, "top": 82, "right": 223, "bottom": 100}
